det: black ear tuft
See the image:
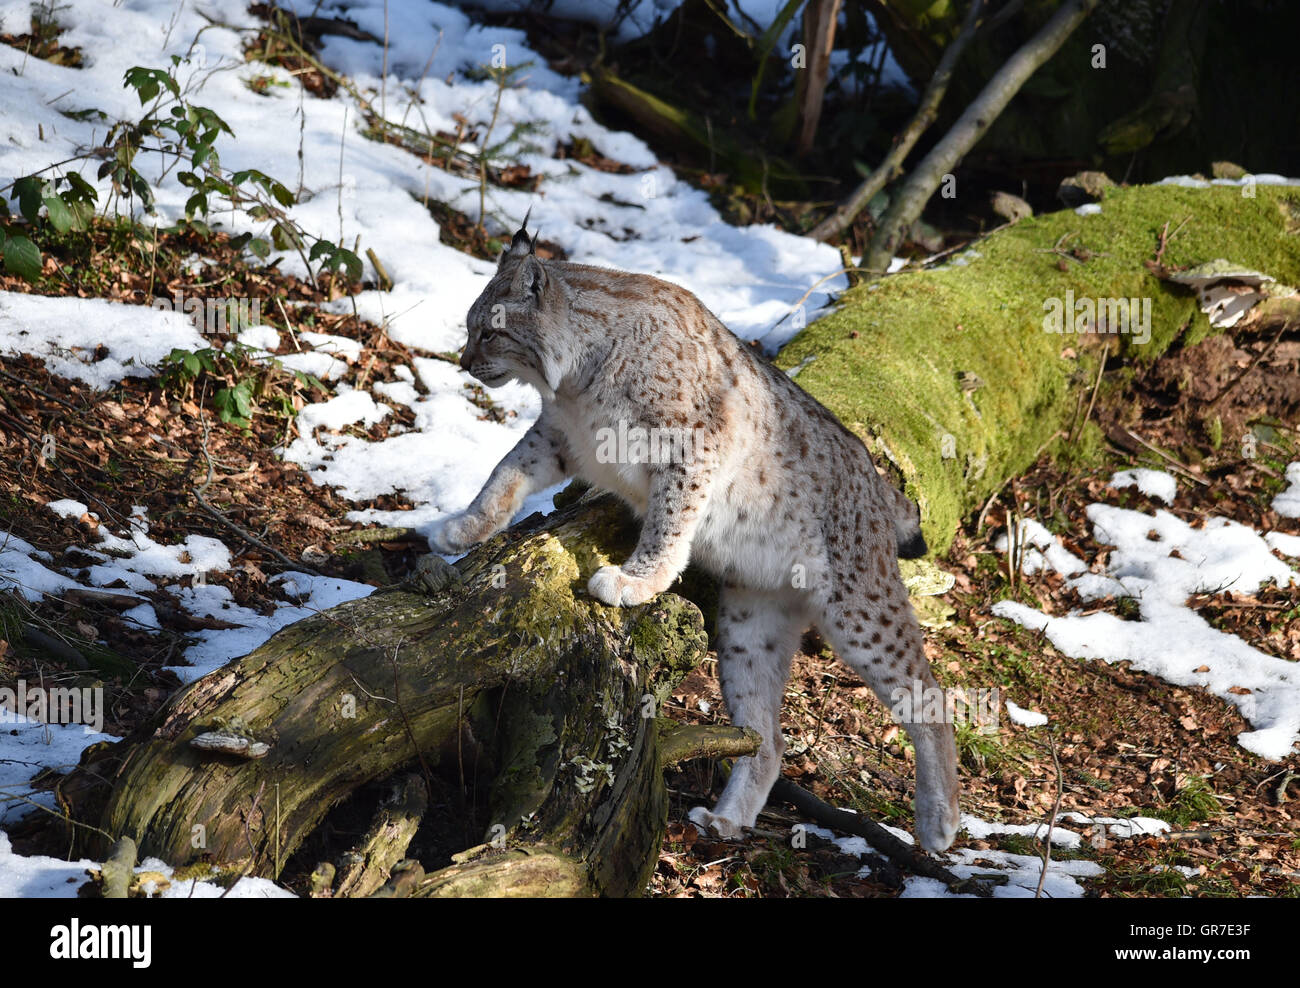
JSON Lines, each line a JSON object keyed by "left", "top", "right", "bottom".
{"left": 506, "top": 205, "right": 535, "bottom": 260}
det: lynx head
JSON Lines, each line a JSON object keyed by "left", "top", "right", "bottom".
{"left": 462, "top": 214, "right": 570, "bottom": 395}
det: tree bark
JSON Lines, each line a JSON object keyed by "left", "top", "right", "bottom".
{"left": 793, "top": 0, "right": 843, "bottom": 157}
{"left": 58, "top": 495, "right": 758, "bottom": 898}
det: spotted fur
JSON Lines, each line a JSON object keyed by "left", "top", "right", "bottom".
{"left": 436, "top": 221, "right": 959, "bottom": 851}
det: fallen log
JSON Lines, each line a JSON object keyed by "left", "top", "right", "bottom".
{"left": 59, "top": 495, "right": 757, "bottom": 897}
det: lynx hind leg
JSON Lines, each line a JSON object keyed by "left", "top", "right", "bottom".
{"left": 816, "top": 566, "right": 959, "bottom": 852}
{"left": 688, "top": 587, "right": 804, "bottom": 839}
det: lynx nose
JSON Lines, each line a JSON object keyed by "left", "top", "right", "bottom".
{"left": 459, "top": 345, "right": 474, "bottom": 372}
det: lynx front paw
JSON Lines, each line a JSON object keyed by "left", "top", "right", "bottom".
{"left": 587, "top": 565, "right": 659, "bottom": 606}
{"left": 433, "top": 512, "right": 485, "bottom": 554}
{"left": 687, "top": 806, "right": 745, "bottom": 839}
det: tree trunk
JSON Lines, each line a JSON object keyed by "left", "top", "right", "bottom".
{"left": 58, "top": 495, "right": 758, "bottom": 897}
{"left": 793, "top": 0, "right": 842, "bottom": 157}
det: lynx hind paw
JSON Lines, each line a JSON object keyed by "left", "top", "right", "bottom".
{"left": 688, "top": 806, "right": 745, "bottom": 839}
{"left": 914, "top": 791, "right": 961, "bottom": 853}
{"left": 587, "top": 565, "right": 657, "bottom": 607}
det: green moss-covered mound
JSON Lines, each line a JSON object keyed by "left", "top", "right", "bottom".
{"left": 779, "top": 183, "right": 1300, "bottom": 554}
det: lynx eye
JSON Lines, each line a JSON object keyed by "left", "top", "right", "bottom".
{"left": 479, "top": 328, "right": 497, "bottom": 343}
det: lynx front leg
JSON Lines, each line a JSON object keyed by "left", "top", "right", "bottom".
{"left": 434, "top": 416, "right": 569, "bottom": 553}
{"left": 587, "top": 460, "right": 714, "bottom": 606}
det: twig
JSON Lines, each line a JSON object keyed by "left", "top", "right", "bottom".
{"left": 1071, "top": 340, "right": 1109, "bottom": 443}
{"left": 1119, "top": 428, "right": 1210, "bottom": 486}
{"left": 770, "top": 777, "right": 994, "bottom": 896}
{"left": 765, "top": 266, "right": 859, "bottom": 335}
{"left": 1152, "top": 215, "right": 1191, "bottom": 266}
{"left": 0, "top": 365, "right": 81, "bottom": 410}
{"left": 974, "top": 430, "right": 1065, "bottom": 534}
{"left": 810, "top": 0, "right": 986, "bottom": 242}
{"left": 193, "top": 406, "right": 321, "bottom": 574}
{"left": 365, "top": 247, "right": 393, "bottom": 291}
{"left": 863, "top": 0, "right": 1100, "bottom": 271}
{"left": 1034, "top": 732, "right": 1064, "bottom": 898}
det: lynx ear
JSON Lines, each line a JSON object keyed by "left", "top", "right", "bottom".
{"left": 523, "top": 255, "right": 547, "bottom": 301}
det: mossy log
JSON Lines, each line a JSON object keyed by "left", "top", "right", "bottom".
{"left": 582, "top": 67, "right": 806, "bottom": 196}
{"left": 780, "top": 183, "right": 1300, "bottom": 554}
{"left": 59, "top": 496, "right": 757, "bottom": 897}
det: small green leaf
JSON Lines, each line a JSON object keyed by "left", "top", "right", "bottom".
{"left": 3, "top": 235, "right": 43, "bottom": 281}
{"left": 64, "top": 173, "right": 98, "bottom": 205}
{"left": 269, "top": 181, "right": 294, "bottom": 207}
{"left": 42, "top": 194, "right": 75, "bottom": 233}
{"left": 14, "top": 176, "right": 43, "bottom": 224}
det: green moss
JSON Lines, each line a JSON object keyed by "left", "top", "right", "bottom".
{"left": 1152, "top": 774, "right": 1222, "bottom": 826}
{"left": 779, "top": 184, "right": 1300, "bottom": 554}
{"left": 1054, "top": 419, "right": 1108, "bottom": 471}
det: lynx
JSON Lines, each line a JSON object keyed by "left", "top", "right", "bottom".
{"left": 435, "top": 219, "right": 960, "bottom": 851}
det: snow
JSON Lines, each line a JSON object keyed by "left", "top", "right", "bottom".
{"left": 0, "top": 294, "right": 204, "bottom": 390}
{"left": 39, "top": 499, "right": 232, "bottom": 593}
{"left": 898, "top": 814, "right": 1102, "bottom": 898}
{"left": 0, "top": 712, "right": 118, "bottom": 827}
{"left": 1060, "top": 813, "right": 1172, "bottom": 839}
{"left": 804, "top": 811, "right": 1118, "bottom": 898}
{"left": 1075, "top": 203, "right": 1102, "bottom": 216}
{"left": 1266, "top": 530, "right": 1300, "bottom": 557}
{"left": 994, "top": 500, "right": 1300, "bottom": 760}
{"left": 1110, "top": 468, "right": 1177, "bottom": 505}
{"left": 0, "top": 832, "right": 295, "bottom": 897}
{"left": 1006, "top": 701, "right": 1048, "bottom": 728}
{"left": 1159, "top": 174, "right": 1300, "bottom": 189}
{"left": 173, "top": 572, "right": 374, "bottom": 684}
{"left": 1274, "top": 462, "right": 1300, "bottom": 518}
{"left": 0, "top": 531, "right": 83, "bottom": 603}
